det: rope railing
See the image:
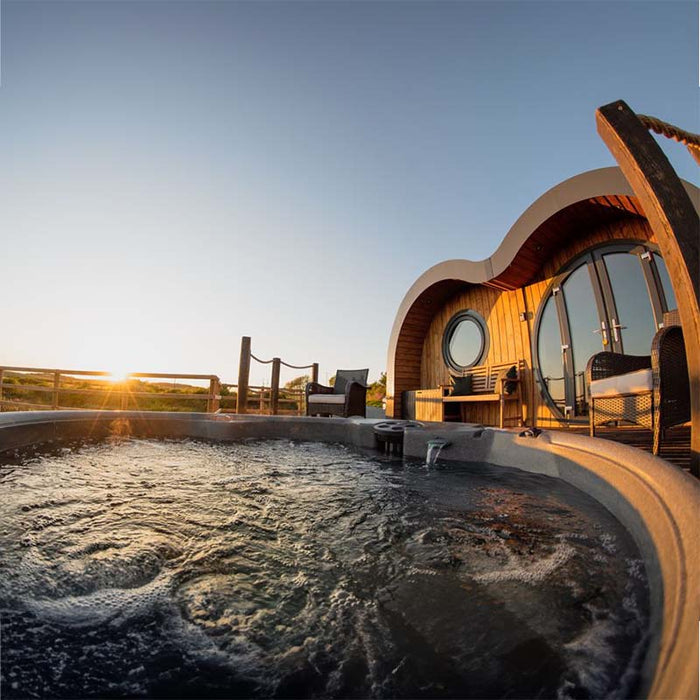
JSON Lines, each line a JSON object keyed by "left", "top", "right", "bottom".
{"left": 250, "top": 353, "right": 274, "bottom": 365}
{"left": 249, "top": 354, "right": 315, "bottom": 371}
{"left": 280, "top": 360, "right": 316, "bottom": 370}
{"left": 638, "top": 114, "right": 700, "bottom": 164}
{"left": 237, "top": 337, "right": 318, "bottom": 415}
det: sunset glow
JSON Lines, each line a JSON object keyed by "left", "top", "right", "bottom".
{"left": 107, "top": 368, "right": 131, "bottom": 383}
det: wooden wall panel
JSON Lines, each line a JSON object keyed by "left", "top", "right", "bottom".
{"left": 411, "top": 217, "right": 655, "bottom": 426}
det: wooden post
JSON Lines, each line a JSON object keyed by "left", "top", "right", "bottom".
{"left": 596, "top": 100, "right": 700, "bottom": 478}
{"left": 236, "top": 336, "right": 251, "bottom": 414}
{"left": 0, "top": 369, "right": 4, "bottom": 409}
{"left": 120, "top": 377, "right": 128, "bottom": 410}
{"left": 53, "top": 371, "right": 60, "bottom": 409}
{"left": 208, "top": 376, "right": 221, "bottom": 413}
{"left": 270, "top": 358, "right": 281, "bottom": 415}
{"left": 304, "top": 364, "right": 319, "bottom": 415}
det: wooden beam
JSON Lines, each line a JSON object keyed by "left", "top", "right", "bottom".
{"left": 236, "top": 336, "right": 251, "bottom": 414}
{"left": 208, "top": 377, "right": 221, "bottom": 413}
{"left": 52, "top": 372, "right": 60, "bottom": 410}
{"left": 270, "top": 358, "right": 281, "bottom": 415}
{"left": 596, "top": 99, "right": 699, "bottom": 479}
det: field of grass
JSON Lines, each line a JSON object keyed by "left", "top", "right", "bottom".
{"left": 0, "top": 372, "right": 220, "bottom": 413}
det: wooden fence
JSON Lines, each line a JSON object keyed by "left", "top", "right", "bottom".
{"left": 224, "top": 383, "right": 308, "bottom": 416}
{"left": 0, "top": 366, "right": 222, "bottom": 413}
{"left": 0, "top": 340, "right": 319, "bottom": 416}
{"left": 234, "top": 336, "right": 318, "bottom": 415}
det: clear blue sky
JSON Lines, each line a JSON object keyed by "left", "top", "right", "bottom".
{"left": 1, "top": 0, "right": 697, "bottom": 387}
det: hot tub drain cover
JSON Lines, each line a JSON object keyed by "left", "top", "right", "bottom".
{"left": 373, "top": 420, "right": 423, "bottom": 455}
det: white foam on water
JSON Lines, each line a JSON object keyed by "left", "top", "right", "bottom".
{"left": 6, "top": 533, "right": 182, "bottom": 605}
{"left": 473, "top": 542, "right": 575, "bottom": 585}
{"left": 22, "top": 572, "right": 172, "bottom": 627}
{"left": 558, "top": 615, "right": 619, "bottom": 699}
{"left": 625, "top": 557, "right": 645, "bottom": 581}
{"left": 166, "top": 602, "right": 274, "bottom": 692}
{"left": 599, "top": 532, "right": 617, "bottom": 554}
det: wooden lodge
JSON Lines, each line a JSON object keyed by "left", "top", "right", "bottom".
{"left": 386, "top": 148, "right": 699, "bottom": 474}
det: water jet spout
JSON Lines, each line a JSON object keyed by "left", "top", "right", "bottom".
{"left": 426, "top": 437, "right": 451, "bottom": 467}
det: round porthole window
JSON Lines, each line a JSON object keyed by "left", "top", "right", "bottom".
{"left": 442, "top": 310, "right": 488, "bottom": 372}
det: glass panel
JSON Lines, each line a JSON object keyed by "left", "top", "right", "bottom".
{"left": 448, "top": 319, "right": 483, "bottom": 368}
{"left": 562, "top": 264, "right": 604, "bottom": 416}
{"left": 603, "top": 253, "right": 657, "bottom": 356}
{"left": 653, "top": 253, "right": 677, "bottom": 311}
{"left": 537, "top": 294, "right": 565, "bottom": 411}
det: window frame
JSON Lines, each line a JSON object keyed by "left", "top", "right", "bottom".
{"left": 442, "top": 310, "right": 489, "bottom": 373}
{"left": 532, "top": 240, "right": 667, "bottom": 423}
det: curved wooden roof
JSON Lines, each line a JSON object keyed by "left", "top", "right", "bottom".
{"left": 387, "top": 167, "right": 699, "bottom": 391}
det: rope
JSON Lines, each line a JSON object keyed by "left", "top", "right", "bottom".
{"left": 250, "top": 354, "right": 315, "bottom": 371}
{"left": 638, "top": 114, "right": 700, "bottom": 163}
{"left": 280, "top": 361, "right": 315, "bottom": 370}
{"left": 250, "top": 353, "right": 274, "bottom": 365}
{"left": 250, "top": 346, "right": 315, "bottom": 372}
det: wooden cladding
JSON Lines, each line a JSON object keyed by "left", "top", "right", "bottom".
{"left": 391, "top": 279, "right": 469, "bottom": 415}
{"left": 404, "top": 388, "right": 444, "bottom": 422}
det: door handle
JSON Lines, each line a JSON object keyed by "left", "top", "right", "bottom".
{"left": 610, "top": 319, "right": 627, "bottom": 343}
{"left": 592, "top": 321, "right": 609, "bottom": 345}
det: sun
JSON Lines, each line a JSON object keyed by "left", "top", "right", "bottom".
{"left": 107, "top": 366, "right": 132, "bottom": 383}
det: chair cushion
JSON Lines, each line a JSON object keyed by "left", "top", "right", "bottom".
{"left": 308, "top": 394, "right": 346, "bottom": 405}
{"left": 450, "top": 375, "right": 473, "bottom": 396}
{"left": 497, "top": 365, "right": 518, "bottom": 395}
{"left": 590, "top": 368, "right": 653, "bottom": 398}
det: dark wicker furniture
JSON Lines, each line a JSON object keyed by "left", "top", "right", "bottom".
{"left": 306, "top": 369, "right": 369, "bottom": 418}
{"left": 587, "top": 324, "right": 689, "bottom": 455}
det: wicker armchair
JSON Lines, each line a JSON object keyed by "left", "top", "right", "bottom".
{"left": 586, "top": 324, "right": 689, "bottom": 455}
{"left": 306, "top": 369, "right": 369, "bottom": 418}
{"left": 651, "top": 325, "right": 690, "bottom": 454}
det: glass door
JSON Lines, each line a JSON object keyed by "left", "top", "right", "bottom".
{"left": 535, "top": 243, "right": 674, "bottom": 423}
{"left": 536, "top": 254, "right": 609, "bottom": 419}
{"left": 594, "top": 248, "right": 662, "bottom": 356}
{"left": 560, "top": 262, "right": 609, "bottom": 416}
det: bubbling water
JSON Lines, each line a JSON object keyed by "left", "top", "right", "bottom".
{"left": 0, "top": 438, "right": 649, "bottom": 698}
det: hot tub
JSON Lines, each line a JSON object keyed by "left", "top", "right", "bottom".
{"left": 0, "top": 411, "right": 697, "bottom": 698}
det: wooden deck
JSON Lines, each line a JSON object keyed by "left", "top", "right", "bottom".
{"left": 560, "top": 424, "right": 692, "bottom": 474}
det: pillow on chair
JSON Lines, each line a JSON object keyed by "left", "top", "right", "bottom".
{"left": 450, "top": 375, "right": 473, "bottom": 396}
{"left": 497, "top": 365, "right": 518, "bottom": 395}
{"left": 589, "top": 368, "right": 653, "bottom": 397}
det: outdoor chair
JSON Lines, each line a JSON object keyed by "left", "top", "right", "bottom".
{"left": 305, "top": 369, "right": 369, "bottom": 418}
{"left": 587, "top": 323, "right": 689, "bottom": 455}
